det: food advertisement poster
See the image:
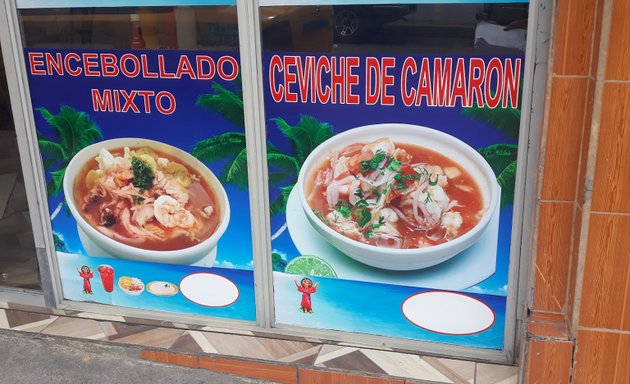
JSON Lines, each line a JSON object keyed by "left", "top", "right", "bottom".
{"left": 265, "top": 52, "right": 523, "bottom": 348}
{"left": 25, "top": 48, "right": 256, "bottom": 321}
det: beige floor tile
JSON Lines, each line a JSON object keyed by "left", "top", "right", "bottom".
{"left": 425, "top": 356, "right": 476, "bottom": 384}
{"left": 98, "top": 322, "right": 118, "bottom": 338}
{"left": 314, "top": 345, "right": 358, "bottom": 365}
{"left": 200, "top": 332, "right": 273, "bottom": 359}
{"left": 256, "top": 337, "right": 318, "bottom": 359}
{"left": 113, "top": 327, "right": 184, "bottom": 348}
{"left": 10, "top": 316, "right": 58, "bottom": 333}
{"left": 201, "top": 333, "right": 318, "bottom": 362}
{"left": 475, "top": 363, "right": 519, "bottom": 384}
{"left": 187, "top": 330, "right": 219, "bottom": 353}
{"left": 360, "top": 349, "right": 452, "bottom": 383}
{"left": 0, "top": 309, "right": 8, "bottom": 329}
{"left": 41, "top": 317, "right": 107, "bottom": 340}
{"left": 276, "top": 345, "right": 322, "bottom": 364}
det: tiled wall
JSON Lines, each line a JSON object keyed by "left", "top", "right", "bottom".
{"left": 533, "top": 0, "right": 600, "bottom": 316}
{"left": 526, "top": 0, "right": 630, "bottom": 382}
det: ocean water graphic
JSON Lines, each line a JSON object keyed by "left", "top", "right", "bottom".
{"left": 274, "top": 272, "right": 505, "bottom": 349}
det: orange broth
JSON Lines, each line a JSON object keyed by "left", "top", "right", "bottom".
{"left": 74, "top": 147, "right": 220, "bottom": 251}
{"left": 306, "top": 142, "right": 484, "bottom": 248}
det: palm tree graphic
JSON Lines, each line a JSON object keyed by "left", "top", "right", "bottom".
{"left": 192, "top": 81, "right": 333, "bottom": 238}
{"left": 37, "top": 105, "right": 103, "bottom": 220}
{"left": 463, "top": 98, "right": 520, "bottom": 208}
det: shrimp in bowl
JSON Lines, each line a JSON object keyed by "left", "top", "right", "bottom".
{"left": 63, "top": 138, "right": 230, "bottom": 265}
{"left": 297, "top": 124, "right": 500, "bottom": 270}
{"left": 306, "top": 137, "right": 483, "bottom": 249}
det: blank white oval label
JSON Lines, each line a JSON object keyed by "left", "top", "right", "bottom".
{"left": 180, "top": 273, "right": 239, "bottom": 307}
{"left": 402, "top": 291, "right": 495, "bottom": 335}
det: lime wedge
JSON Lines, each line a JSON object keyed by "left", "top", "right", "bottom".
{"left": 284, "top": 255, "right": 337, "bottom": 278}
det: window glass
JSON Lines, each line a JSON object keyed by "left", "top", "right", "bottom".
{"left": 0, "top": 45, "right": 40, "bottom": 291}
{"left": 18, "top": 4, "right": 257, "bottom": 321}
{"left": 262, "top": 2, "right": 528, "bottom": 350}
{"left": 20, "top": 6, "right": 240, "bottom": 51}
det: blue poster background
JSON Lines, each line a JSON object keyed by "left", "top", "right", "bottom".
{"left": 25, "top": 48, "right": 255, "bottom": 321}
{"left": 60, "top": 253, "right": 255, "bottom": 320}
{"left": 264, "top": 52, "right": 522, "bottom": 348}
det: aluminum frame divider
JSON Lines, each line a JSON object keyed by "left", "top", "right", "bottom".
{"left": 0, "top": 0, "right": 58, "bottom": 307}
{"left": 246, "top": 0, "right": 550, "bottom": 364}
{"left": 236, "top": 0, "right": 276, "bottom": 329}
{"left": 512, "top": 0, "right": 551, "bottom": 360}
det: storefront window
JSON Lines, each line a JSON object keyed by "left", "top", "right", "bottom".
{"left": 18, "top": 3, "right": 256, "bottom": 321}
{"left": 2, "top": 0, "right": 534, "bottom": 361}
{"left": 19, "top": 6, "right": 240, "bottom": 51}
{"left": 262, "top": 2, "right": 527, "bottom": 350}
{"left": 0, "top": 43, "right": 40, "bottom": 291}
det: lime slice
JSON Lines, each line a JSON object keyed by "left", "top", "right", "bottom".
{"left": 285, "top": 255, "right": 337, "bottom": 278}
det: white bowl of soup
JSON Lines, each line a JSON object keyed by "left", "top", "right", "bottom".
{"left": 63, "top": 138, "right": 230, "bottom": 265}
{"left": 297, "top": 123, "right": 500, "bottom": 270}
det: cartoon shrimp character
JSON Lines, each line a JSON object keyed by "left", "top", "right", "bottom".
{"left": 77, "top": 265, "right": 94, "bottom": 295}
{"left": 294, "top": 277, "right": 319, "bottom": 314}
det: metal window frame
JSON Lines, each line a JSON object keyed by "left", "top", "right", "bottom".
{"left": 0, "top": 0, "right": 58, "bottom": 308}
{"left": 0, "top": 0, "right": 550, "bottom": 364}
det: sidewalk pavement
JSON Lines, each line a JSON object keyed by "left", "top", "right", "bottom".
{"left": 0, "top": 329, "right": 273, "bottom": 384}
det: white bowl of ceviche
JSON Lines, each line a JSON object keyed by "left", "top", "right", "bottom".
{"left": 296, "top": 123, "right": 500, "bottom": 271}
{"left": 63, "top": 138, "right": 230, "bottom": 265}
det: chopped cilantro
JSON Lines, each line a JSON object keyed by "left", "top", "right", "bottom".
{"left": 131, "top": 156, "right": 154, "bottom": 192}
{"left": 393, "top": 174, "right": 407, "bottom": 190}
{"left": 354, "top": 188, "right": 364, "bottom": 198}
{"left": 403, "top": 173, "right": 423, "bottom": 181}
{"left": 132, "top": 195, "right": 144, "bottom": 204}
{"left": 359, "top": 152, "right": 386, "bottom": 173}
{"left": 355, "top": 199, "right": 369, "bottom": 208}
{"left": 372, "top": 188, "right": 382, "bottom": 200}
{"left": 387, "top": 159, "right": 402, "bottom": 171}
{"left": 364, "top": 231, "right": 375, "bottom": 239}
{"left": 371, "top": 216, "right": 386, "bottom": 229}
{"left": 355, "top": 208, "right": 372, "bottom": 227}
{"left": 429, "top": 173, "right": 439, "bottom": 186}
{"left": 373, "top": 151, "right": 386, "bottom": 163}
{"left": 335, "top": 201, "right": 352, "bottom": 218}
{"left": 425, "top": 192, "right": 433, "bottom": 203}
